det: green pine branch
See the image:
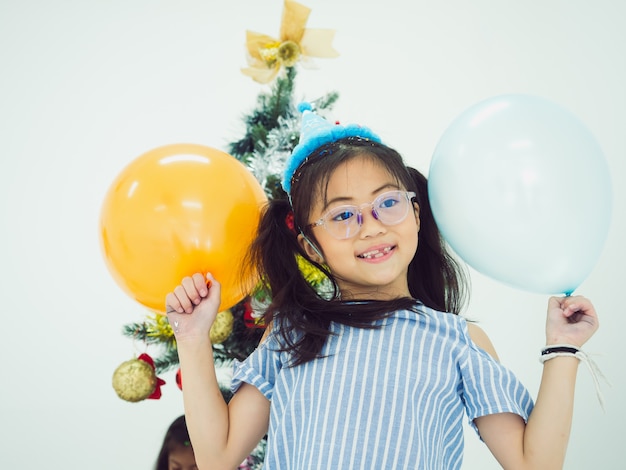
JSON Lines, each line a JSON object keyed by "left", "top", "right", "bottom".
{"left": 312, "top": 90, "right": 339, "bottom": 112}
{"left": 152, "top": 345, "right": 180, "bottom": 374}
{"left": 121, "top": 322, "right": 171, "bottom": 345}
{"left": 228, "top": 67, "right": 298, "bottom": 162}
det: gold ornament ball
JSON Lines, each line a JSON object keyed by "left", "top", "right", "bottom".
{"left": 210, "top": 309, "right": 234, "bottom": 344}
{"left": 112, "top": 358, "right": 157, "bottom": 402}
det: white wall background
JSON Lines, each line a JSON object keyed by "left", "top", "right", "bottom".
{"left": 1, "top": 0, "right": 624, "bottom": 468}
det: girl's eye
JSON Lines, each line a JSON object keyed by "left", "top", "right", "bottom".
{"left": 330, "top": 208, "right": 356, "bottom": 222}
{"left": 379, "top": 197, "right": 400, "bottom": 209}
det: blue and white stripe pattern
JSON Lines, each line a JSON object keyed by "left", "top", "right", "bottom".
{"left": 232, "top": 305, "right": 534, "bottom": 469}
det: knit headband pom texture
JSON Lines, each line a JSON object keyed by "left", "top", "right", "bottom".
{"left": 281, "top": 102, "right": 382, "bottom": 194}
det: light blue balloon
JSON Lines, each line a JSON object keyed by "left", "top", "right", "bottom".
{"left": 428, "top": 94, "right": 612, "bottom": 295}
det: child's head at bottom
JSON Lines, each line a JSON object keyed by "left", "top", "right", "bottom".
{"left": 155, "top": 415, "right": 197, "bottom": 470}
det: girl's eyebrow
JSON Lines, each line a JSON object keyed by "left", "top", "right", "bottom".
{"left": 323, "top": 183, "right": 401, "bottom": 210}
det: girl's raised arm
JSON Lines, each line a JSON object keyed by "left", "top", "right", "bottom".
{"left": 474, "top": 295, "right": 599, "bottom": 469}
{"left": 166, "top": 273, "right": 270, "bottom": 469}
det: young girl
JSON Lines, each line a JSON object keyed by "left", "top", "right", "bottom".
{"left": 166, "top": 104, "right": 599, "bottom": 469}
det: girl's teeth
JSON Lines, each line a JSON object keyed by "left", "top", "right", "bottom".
{"left": 360, "top": 246, "right": 392, "bottom": 259}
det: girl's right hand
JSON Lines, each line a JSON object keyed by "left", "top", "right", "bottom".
{"left": 165, "top": 272, "right": 221, "bottom": 343}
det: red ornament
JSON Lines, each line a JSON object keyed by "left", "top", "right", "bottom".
{"left": 285, "top": 211, "right": 295, "bottom": 233}
{"left": 138, "top": 353, "right": 166, "bottom": 400}
{"left": 243, "top": 298, "right": 266, "bottom": 329}
{"left": 176, "top": 368, "right": 183, "bottom": 390}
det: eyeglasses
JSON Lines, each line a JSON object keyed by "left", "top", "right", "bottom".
{"left": 307, "top": 190, "right": 416, "bottom": 240}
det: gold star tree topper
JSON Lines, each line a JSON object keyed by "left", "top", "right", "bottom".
{"left": 242, "top": 0, "right": 339, "bottom": 83}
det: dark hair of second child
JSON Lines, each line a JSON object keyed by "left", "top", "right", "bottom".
{"left": 155, "top": 415, "right": 197, "bottom": 470}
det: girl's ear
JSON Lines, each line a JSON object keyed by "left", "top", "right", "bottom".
{"left": 413, "top": 202, "right": 420, "bottom": 232}
{"left": 298, "top": 233, "right": 324, "bottom": 264}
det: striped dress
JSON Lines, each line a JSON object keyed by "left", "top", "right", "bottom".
{"left": 231, "top": 305, "right": 534, "bottom": 469}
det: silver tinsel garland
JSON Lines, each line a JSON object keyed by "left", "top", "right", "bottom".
{"left": 246, "top": 115, "right": 301, "bottom": 197}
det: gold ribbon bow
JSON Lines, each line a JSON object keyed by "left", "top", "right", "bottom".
{"left": 242, "top": 0, "right": 339, "bottom": 84}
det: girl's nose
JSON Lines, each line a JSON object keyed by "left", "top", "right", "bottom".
{"left": 357, "top": 208, "right": 384, "bottom": 238}
{"left": 356, "top": 208, "right": 379, "bottom": 226}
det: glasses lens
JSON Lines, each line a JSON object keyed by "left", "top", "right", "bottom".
{"left": 374, "top": 191, "right": 410, "bottom": 225}
{"left": 325, "top": 205, "right": 359, "bottom": 239}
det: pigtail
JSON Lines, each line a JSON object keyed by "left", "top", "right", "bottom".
{"left": 247, "top": 198, "right": 303, "bottom": 298}
{"left": 407, "top": 167, "right": 468, "bottom": 314}
{"left": 246, "top": 197, "right": 336, "bottom": 364}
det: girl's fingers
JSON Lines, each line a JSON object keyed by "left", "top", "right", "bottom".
{"left": 165, "top": 273, "right": 217, "bottom": 314}
{"left": 181, "top": 276, "right": 199, "bottom": 302}
{"left": 551, "top": 295, "right": 590, "bottom": 316}
{"left": 174, "top": 284, "right": 195, "bottom": 313}
{"left": 192, "top": 272, "right": 208, "bottom": 297}
{"left": 560, "top": 295, "right": 599, "bottom": 328}
{"left": 563, "top": 297, "right": 593, "bottom": 317}
{"left": 205, "top": 272, "right": 217, "bottom": 288}
{"left": 165, "top": 292, "right": 183, "bottom": 313}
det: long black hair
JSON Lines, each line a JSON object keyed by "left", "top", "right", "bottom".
{"left": 245, "top": 137, "right": 468, "bottom": 366}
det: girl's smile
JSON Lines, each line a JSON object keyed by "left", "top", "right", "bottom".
{"left": 356, "top": 243, "right": 395, "bottom": 261}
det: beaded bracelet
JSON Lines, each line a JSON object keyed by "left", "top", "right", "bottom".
{"left": 540, "top": 343, "right": 608, "bottom": 410}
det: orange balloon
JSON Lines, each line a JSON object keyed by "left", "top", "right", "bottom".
{"left": 99, "top": 143, "right": 267, "bottom": 313}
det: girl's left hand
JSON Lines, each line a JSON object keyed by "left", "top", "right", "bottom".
{"left": 545, "top": 295, "right": 599, "bottom": 347}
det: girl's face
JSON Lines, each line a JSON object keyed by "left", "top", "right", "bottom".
{"left": 167, "top": 444, "right": 197, "bottom": 470}
{"left": 300, "top": 155, "right": 419, "bottom": 300}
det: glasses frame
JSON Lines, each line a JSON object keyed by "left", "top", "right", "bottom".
{"left": 307, "top": 190, "right": 417, "bottom": 240}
